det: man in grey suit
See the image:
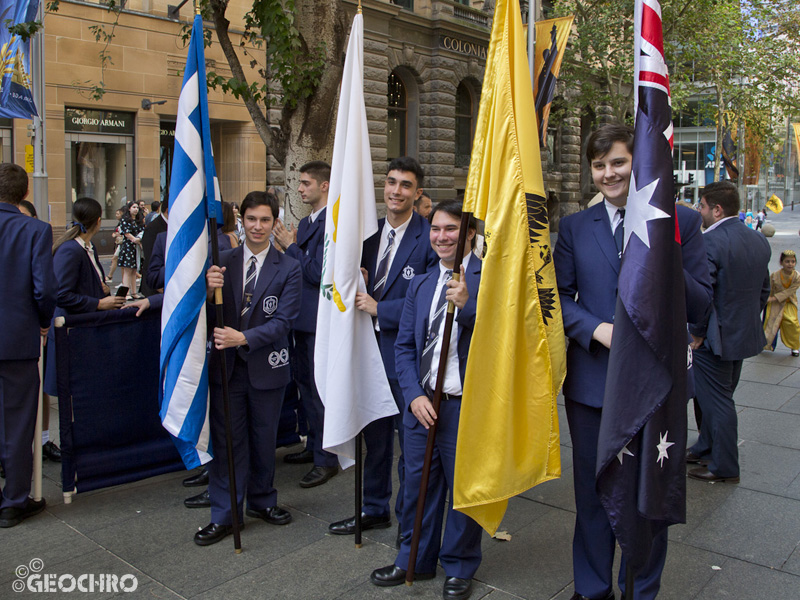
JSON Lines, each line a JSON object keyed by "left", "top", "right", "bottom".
{"left": 688, "top": 181, "right": 771, "bottom": 483}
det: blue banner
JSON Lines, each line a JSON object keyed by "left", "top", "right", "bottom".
{"left": 0, "top": 0, "right": 39, "bottom": 119}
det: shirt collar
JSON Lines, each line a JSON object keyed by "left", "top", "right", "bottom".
{"left": 604, "top": 199, "right": 626, "bottom": 223}
{"left": 385, "top": 212, "right": 413, "bottom": 236}
{"left": 703, "top": 215, "right": 737, "bottom": 234}
{"left": 438, "top": 252, "right": 471, "bottom": 278}
{"left": 309, "top": 206, "right": 325, "bottom": 223}
{"left": 243, "top": 242, "right": 271, "bottom": 265}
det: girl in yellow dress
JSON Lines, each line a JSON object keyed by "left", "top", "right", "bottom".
{"left": 764, "top": 250, "right": 800, "bottom": 356}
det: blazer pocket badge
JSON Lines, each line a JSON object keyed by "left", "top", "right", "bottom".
{"left": 263, "top": 295, "right": 278, "bottom": 316}
{"left": 268, "top": 348, "right": 290, "bottom": 369}
{"left": 402, "top": 265, "right": 415, "bottom": 280}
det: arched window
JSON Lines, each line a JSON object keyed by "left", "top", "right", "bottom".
{"left": 455, "top": 82, "right": 474, "bottom": 168}
{"left": 387, "top": 72, "right": 407, "bottom": 160}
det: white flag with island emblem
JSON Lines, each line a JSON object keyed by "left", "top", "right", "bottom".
{"left": 314, "top": 12, "right": 397, "bottom": 468}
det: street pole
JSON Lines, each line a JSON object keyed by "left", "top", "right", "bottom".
{"left": 737, "top": 120, "right": 746, "bottom": 211}
{"left": 31, "top": 0, "right": 48, "bottom": 222}
{"left": 783, "top": 115, "right": 791, "bottom": 207}
{"left": 528, "top": 0, "right": 536, "bottom": 85}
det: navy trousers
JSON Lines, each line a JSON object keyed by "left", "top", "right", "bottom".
{"left": 689, "top": 346, "right": 742, "bottom": 478}
{"left": 293, "top": 331, "right": 337, "bottom": 468}
{"left": 395, "top": 399, "right": 481, "bottom": 578}
{"left": 361, "top": 377, "right": 405, "bottom": 520}
{"left": 566, "top": 398, "right": 668, "bottom": 600}
{"left": 0, "top": 360, "right": 39, "bottom": 509}
{"left": 209, "top": 358, "right": 284, "bottom": 525}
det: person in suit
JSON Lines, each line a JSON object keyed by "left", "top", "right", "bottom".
{"left": 687, "top": 181, "right": 771, "bottom": 483}
{"left": 0, "top": 163, "right": 57, "bottom": 528}
{"left": 328, "top": 157, "right": 438, "bottom": 542}
{"left": 370, "top": 200, "right": 482, "bottom": 600}
{"left": 273, "top": 160, "right": 339, "bottom": 487}
{"left": 553, "top": 124, "right": 712, "bottom": 600}
{"left": 196, "top": 190, "right": 302, "bottom": 546}
{"left": 140, "top": 196, "right": 168, "bottom": 297}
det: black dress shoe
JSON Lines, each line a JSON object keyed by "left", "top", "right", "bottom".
{"left": 443, "top": 577, "right": 473, "bottom": 600}
{"left": 194, "top": 521, "right": 243, "bottom": 546}
{"left": 685, "top": 450, "right": 708, "bottom": 464}
{"left": 184, "top": 489, "right": 210, "bottom": 508}
{"left": 182, "top": 467, "right": 209, "bottom": 487}
{"left": 42, "top": 441, "right": 62, "bottom": 462}
{"left": 688, "top": 466, "right": 739, "bottom": 483}
{"left": 299, "top": 465, "right": 338, "bottom": 488}
{"left": 329, "top": 513, "right": 391, "bottom": 535}
{"left": 0, "top": 497, "right": 46, "bottom": 528}
{"left": 284, "top": 448, "right": 314, "bottom": 464}
{"left": 395, "top": 524, "right": 405, "bottom": 549}
{"left": 570, "top": 591, "right": 615, "bottom": 600}
{"left": 246, "top": 506, "right": 292, "bottom": 525}
{"left": 370, "top": 564, "right": 435, "bottom": 587}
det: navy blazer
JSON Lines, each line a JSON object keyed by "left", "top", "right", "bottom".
{"left": 554, "top": 202, "right": 712, "bottom": 407}
{"left": 208, "top": 245, "right": 302, "bottom": 390}
{"left": 53, "top": 239, "right": 107, "bottom": 315}
{"left": 146, "top": 231, "right": 167, "bottom": 293}
{"left": 362, "top": 211, "right": 438, "bottom": 378}
{"left": 395, "top": 256, "right": 481, "bottom": 428}
{"left": 140, "top": 214, "right": 168, "bottom": 296}
{"left": 284, "top": 207, "right": 326, "bottom": 333}
{"left": 147, "top": 230, "right": 231, "bottom": 295}
{"left": 689, "top": 218, "right": 771, "bottom": 361}
{"left": 0, "top": 203, "right": 56, "bottom": 360}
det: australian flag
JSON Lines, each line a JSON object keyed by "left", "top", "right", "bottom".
{"left": 596, "top": 0, "right": 687, "bottom": 574}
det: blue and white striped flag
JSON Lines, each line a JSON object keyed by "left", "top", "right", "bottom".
{"left": 159, "top": 13, "right": 222, "bottom": 468}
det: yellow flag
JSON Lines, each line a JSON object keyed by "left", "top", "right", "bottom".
{"left": 766, "top": 194, "right": 784, "bottom": 214}
{"left": 533, "top": 16, "right": 574, "bottom": 145}
{"left": 454, "top": 0, "right": 566, "bottom": 535}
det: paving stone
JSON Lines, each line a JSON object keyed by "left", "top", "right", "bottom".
{"left": 737, "top": 440, "right": 800, "bottom": 498}
{"left": 775, "top": 368, "right": 800, "bottom": 388}
{"left": 737, "top": 407, "right": 800, "bottom": 450}
{"left": 778, "top": 392, "right": 800, "bottom": 415}
{"left": 518, "top": 466, "right": 576, "bottom": 513}
{"left": 783, "top": 545, "right": 800, "bottom": 577}
{"left": 657, "top": 542, "right": 730, "bottom": 600}
{"left": 693, "top": 556, "right": 800, "bottom": 599}
{"left": 733, "top": 380, "right": 799, "bottom": 410}
{"left": 684, "top": 487, "right": 800, "bottom": 569}
{"left": 738, "top": 362, "right": 796, "bottom": 385}
{"left": 479, "top": 507, "right": 575, "bottom": 599}
{"left": 669, "top": 478, "right": 737, "bottom": 543}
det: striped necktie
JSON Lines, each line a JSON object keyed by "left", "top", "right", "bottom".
{"left": 240, "top": 256, "right": 257, "bottom": 324}
{"left": 420, "top": 269, "right": 453, "bottom": 394}
{"left": 372, "top": 229, "right": 395, "bottom": 300}
{"left": 614, "top": 208, "right": 625, "bottom": 259}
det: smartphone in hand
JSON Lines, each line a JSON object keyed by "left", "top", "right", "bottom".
{"left": 116, "top": 286, "right": 129, "bottom": 298}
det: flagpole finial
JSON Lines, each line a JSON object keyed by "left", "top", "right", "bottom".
{"left": 194, "top": 1, "right": 201, "bottom": 15}
{"left": 357, "top": 0, "right": 362, "bottom": 14}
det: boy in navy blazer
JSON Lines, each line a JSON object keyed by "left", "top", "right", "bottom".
{"left": 196, "top": 191, "right": 302, "bottom": 546}
{"left": 0, "top": 163, "right": 57, "bottom": 528}
{"left": 273, "top": 161, "right": 339, "bottom": 487}
{"left": 329, "top": 157, "right": 438, "bottom": 541}
{"left": 370, "top": 200, "right": 482, "bottom": 600}
{"left": 554, "top": 124, "right": 711, "bottom": 600}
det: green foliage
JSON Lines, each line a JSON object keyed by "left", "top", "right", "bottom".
{"left": 71, "top": 1, "right": 122, "bottom": 101}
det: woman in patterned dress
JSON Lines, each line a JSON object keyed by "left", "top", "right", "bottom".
{"left": 118, "top": 201, "right": 144, "bottom": 298}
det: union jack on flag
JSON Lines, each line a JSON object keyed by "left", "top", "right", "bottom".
{"left": 596, "top": 0, "right": 688, "bottom": 573}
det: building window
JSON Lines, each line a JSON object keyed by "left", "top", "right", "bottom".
{"left": 388, "top": 71, "right": 407, "bottom": 160}
{"left": 391, "top": 0, "right": 414, "bottom": 10}
{"left": 455, "top": 83, "right": 474, "bottom": 168}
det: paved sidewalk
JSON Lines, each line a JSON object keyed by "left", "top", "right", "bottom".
{"left": 2, "top": 209, "right": 799, "bottom": 599}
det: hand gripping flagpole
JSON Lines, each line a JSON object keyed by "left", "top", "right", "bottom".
{"left": 193, "top": 3, "right": 242, "bottom": 554}
{"left": 405, "top": 211, "right": 472, "bottom": 585}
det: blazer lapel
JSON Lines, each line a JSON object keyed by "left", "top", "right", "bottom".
{"left": 243, "top": 247, "right": 279, "bottom": 329}
{"left": 385, "top": 214, "right": 421, "bottom": 293}
{"left": 592, "top": 204, "right": 620, "bottom": 275}
{"left": 417, "top": 271, "right": 438, "bottom": 352}
{"left": 296, "top": 209, "right": 325, "bottom": 247}
{"left": 229, "top": 247, "right": 244, "bottom": 319}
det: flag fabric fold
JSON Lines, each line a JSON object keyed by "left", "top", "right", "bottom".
{"left": 765, "top": 194, "right": 783, "bottom": 214}
{"left": 315, "top": 12, "right": 397, "bottom": 469}
{"left": 453, "top": 0, "right": 566, "bottom": 535}
{"left": 596, "top": 0, "right": 687, "bottom": 573}
{"left": 533, "top": 15, "right": 574, "bottom": 145}
{"left": 159, "top": 14, "right": 221, "bottom": 469}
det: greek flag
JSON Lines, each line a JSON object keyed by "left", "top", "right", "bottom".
{"left": 159, "top": 14, "right": 222, "bottom": 469}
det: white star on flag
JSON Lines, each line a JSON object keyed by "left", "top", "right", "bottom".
{"left": 617, "top": 445, "right": 634, "bottom": 465}
{"left": 656, "top": 431, "right": 675, "bottom": 467}
{"left": 624, "top": 170, "right": 670, "bottom": 251}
